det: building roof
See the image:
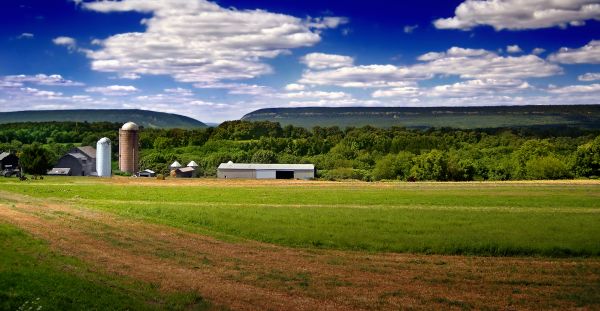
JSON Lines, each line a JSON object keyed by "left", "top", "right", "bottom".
{"left": 218, "top": 162, "right": 315, "bottom": 170}
{"left": 177, "top": 166, "right": 195, "bottom": 173}
{"left": 0, "top": 152, "right": 10, "bottom": 161}
{"left": 121, "top": 121, "right": 139, "bottom": 131}
{"left": 170, "top": 161, "right": 182, "bottom": 168}
{"left": 48, "top": 168, "right": 71, "bottom": 175}
{"left": 68, "top": 152, "right": 88, "bottom": 160}
{"left": 187, "top": 161, "right": 198, "bottom": 167}
{"left": 74, "top": 146, "right": 96, "bottom": 159}
{"left": 97, "top": 137, "right": 111, "bottom": 145}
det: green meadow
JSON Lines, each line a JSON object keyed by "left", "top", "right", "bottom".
{"left": 1, "top": 177, "right": 599, "bottom": 257}
{"left": 0, "top": 223, "right": 209, "bottom": 311}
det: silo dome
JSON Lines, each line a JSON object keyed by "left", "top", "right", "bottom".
{"left": 121, "top": 121, "right": 139, "bottom": 131}
{"left": 170, "top": 161, "right": 182, "bottom": 168}
{"left": 187, "top": 161, "right": 198, "bottom": 167}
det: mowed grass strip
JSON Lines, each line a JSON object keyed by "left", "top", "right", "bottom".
{"left": 0, "top": 222, "right": 210, "bottom": 311}
{"left": 1, "top": 178, "right": 599, "bottom": 257}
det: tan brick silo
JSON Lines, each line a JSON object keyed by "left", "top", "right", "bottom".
{"left": 118, "top": 122, "right": 139, "bottom": 174}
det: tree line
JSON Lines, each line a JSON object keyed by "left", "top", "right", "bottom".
{"left": 1, "top": 120, "right": 599, "bottom": 180}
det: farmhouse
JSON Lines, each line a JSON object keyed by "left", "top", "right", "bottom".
{"left": 49, "top": 146, "right": 96, "bottom": 176}
{"left": 0, "top": 152, "right": 19, "bottom": 170}
{"left": 217, "top": 162, "right": 315, "bottom": 179}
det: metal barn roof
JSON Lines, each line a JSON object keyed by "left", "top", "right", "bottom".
{"left": 76, "top": 146, "right": 97, "bottom": 159}
{"left": 48, "top": 168, "right": 71, "bottom": 175}
{"left": 218, "top": 163, "right": 314, "bottom": 170}
{"left": 177, "top": 166, "right": 195, "bottom": 173}
{"left": 0, "top": 152, "right": 10, "bottom": 161}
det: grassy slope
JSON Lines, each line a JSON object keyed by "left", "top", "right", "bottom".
{"left": 0, "top": 222, "right": 210, "bottom": 310}
{"left": 2, "top": 178, "right": 599, "bottom": 257}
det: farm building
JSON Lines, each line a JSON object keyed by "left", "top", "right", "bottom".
{"left": 217, "top": 162, "right": 315, "bottom": 180}
{"left": 49, "top": 146, "right": 97, "bottom": 176}
{"left": 175, "top": 166, "right": 195, "bottom": 178}
{"left": 137, "top": 169, "right": 156, "bottom": 177}
{"left": 0, "top": 152, "right": 19, "bottom": 170}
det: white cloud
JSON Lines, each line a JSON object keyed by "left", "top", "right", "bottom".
{"left": 300, "top": 53, "right": 354, "bottom": 70}
{"left": 403, "top": 24, "right": 418, "bottom": 33}
{"left": 18, "top": 33, "right": 34, "bottom": 39}
{"left": 85, "top": 85, "right": 139, "bottom": 96}
{"left": 434, "top": 0, "right": 600, "bottom": 30}
{"left": 52, "top": 36, "right": 77, "bottom": 49}
{"left": 548, "top": 83, "right": 600, "bottom": 93}
{"left": 164, "top": 87, "right": 193, "bottom": 96}
{"left": 82, "top": 0, "right": 345, "bottom": 84}
{"left": 372, "top": 79, "right": 530, "bottom": 98}
{"left": 372, "top": 86, "right": 421, "bottom": 98}
{"left": 300, "top": 47, "right": 561, "bottom": 88}
{"left": 1, "top": 74, "right": 83, "bottom": 87}
{"left": 548, "top": 40, "right": 600, "bottom": 64}
{"left": 578, "top": 72, "right": 600, "bottom": 81}
{"left": 506, "top": 45, "right": 522, "bottom": 53}
{"left": 276, "top": 91, "right": 351, "bottom": 100}
{"left": 284, "top": 83, "right": 305, "bottom": 91}
{"left": 532, "top": 48, "right": 546, "bottom": 55}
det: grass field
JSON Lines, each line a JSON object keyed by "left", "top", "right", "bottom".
{"left": 0, "top": 223, "right": 209, "bottom": 311}
{"left": 1, "top": 177, "right": 599, "bottom": 310}
{"left": 0, "top": 177, "right": 599, "bottom": 256}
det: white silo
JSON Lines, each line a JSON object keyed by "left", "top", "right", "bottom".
{"left": 96, "top": 137, "right": 112, "bottom": 177}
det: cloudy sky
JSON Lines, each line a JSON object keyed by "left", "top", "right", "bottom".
{"left": 1, "top": 0, "right": 599, "bottom": 122}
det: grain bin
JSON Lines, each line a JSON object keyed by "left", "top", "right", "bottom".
{"left": 118, "top": 121, "right": 139, "bottom": 174}
{"left": 96, "top": 137, "right": 112, "bottom": 177}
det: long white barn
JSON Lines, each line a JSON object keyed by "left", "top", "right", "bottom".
{"left": 217, "top": 162, "right": 314, "bottom": 180}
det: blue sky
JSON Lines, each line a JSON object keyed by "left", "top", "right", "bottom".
{"left": 1, "top": 0, "right": 599, "bottom": 122}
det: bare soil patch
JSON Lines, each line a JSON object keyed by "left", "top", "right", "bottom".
{"left": 0, "top": 191, "right": 598, "bottom": 310}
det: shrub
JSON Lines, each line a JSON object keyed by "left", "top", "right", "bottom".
{"left": 525, "top": 156, "right": 571, "bottom": 180}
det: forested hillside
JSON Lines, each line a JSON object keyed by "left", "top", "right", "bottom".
{"left": 1, "top": 121, "right": 599, "bottom": 181}
{"left": 242, "top": 105, "right": 600, "bottom": 129}
{"left": 0, "top": 109, "right": 206, "bottom": 128}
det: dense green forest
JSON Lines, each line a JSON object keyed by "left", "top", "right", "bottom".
{"left": 243, "top": 105, "right": 600, "bottom": 129}
{"left": 0, "top": 109, "right": 206, "bottom": 128}
{"left": 1, "top": 121, "right": 599, "bottom": 181}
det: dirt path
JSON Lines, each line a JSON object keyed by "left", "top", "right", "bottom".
{"left": 0, "top": 191, "right": 598, "bottom": 310}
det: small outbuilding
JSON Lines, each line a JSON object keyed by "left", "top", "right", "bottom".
{"left": 175, "top": 166, "right": 195, "bottom": 178}
{"left": 47, "top": 168, "right": 71, "bottom": 176}
{"left": 0, "top": 152, "right": 19, "bottom": 171}
{"left": 217, "top": 162, "right": 314, "bottom": 180}
{"left": 50, "top": 146, "right": 97, "bottom": 176}
{"left": 137, "top": 169, "right": 156, "bottom": 177}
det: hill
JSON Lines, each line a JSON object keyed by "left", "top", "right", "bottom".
{"left": 0, "top": 109, "right": 206, "bottom": 128}
{"left": 242, "top": 105, "right": 600, "bottom": 129}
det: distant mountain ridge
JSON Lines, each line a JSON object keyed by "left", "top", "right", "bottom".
{"left": 242, "top": 105, "right": 600, "bottom": 129}
{"left": 0, "top": 109, "right": 206, "bottom": 128}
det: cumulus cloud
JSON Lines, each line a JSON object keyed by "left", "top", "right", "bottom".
{"left": 276, "top": 91, "right": 351, "bottom": 100}
{"left": 300, "top": 53, "right": 354, "bottom": 70}
{"left": 85, "top": 85, "right": 139, "bottom": 96}
{"left": 81, "top": 0, "right": 345, "bottom": 85}
{"left": 284, "top": 83, "right": 305, "bottom": 91}
{"left": 52, "top": 36, "right": 77, "bottom": 49}
{"left": 434, "top": 0, "right": 600, "bottom": 30}
{"left": 578, "top": 72, "right": 600, "bottom": 81}
{"left": 506, "top": 45, "right": 522, "bottom": 53}
{"left": 18, "top": 33, "right": 34, "bottom": 39}
{"left": 372, "top": 79, "right": 530, "bottom": 98}
{"left": 532, "top": 48, "right": 546, "bottom": 55}
{"left": 0, "top": 74, "right": 83, "bottom": 87}
{"left": 300, "top": 47, "right": 561, "bottom": 88}
{"left": 548, "top": 40, "right": 600, "bottom": 64}
{"left": 548, "top": 83, "right": 600, "bottom": 93}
